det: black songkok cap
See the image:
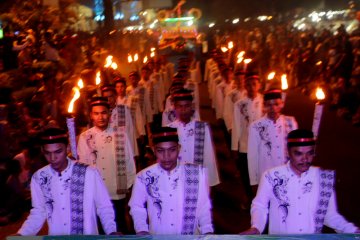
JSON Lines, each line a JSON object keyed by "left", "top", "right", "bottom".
{"left": 172, "top": 88, "right": 193, "bottom": 102}
{"left": 141, "top": 65, "right": 150, "bottom": 71}
{"left": 287, "top": 129, "right": 315, "bottom": 148}
{"left": 40, "top": 128, "right": 68, "bottom": 145}
{"left": 264, "top": 89, "right": 282, "bottom": 101}
{"left": 114, "top": 77, "right": 127, "bottom": 86}
{"left": 101, "top": 84, "right": 116, "bottom": 94}
{"left": 90, "top": 96, "right": 110, "bottom": 109}
{"left": 129, "top": 71, "right": 140, "bottom": 78}
{"left": 152, "top": 127, "right": 179, "bottom": 144}
{"left": 235, "top": 70, "right": 246, "bottom": 76}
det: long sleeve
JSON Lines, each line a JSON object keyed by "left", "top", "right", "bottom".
{"left": 324, "top": 190, "right": 358, "bottom": 233}
{"left": 93, "top": 168, "right": 117, "bottom": 235}
{"left": 196, "top": 168, "right": 214, "bottom": 234}
{"left": 203, "top": 124, "right": 220, "bottom": 186}
{"left": 128, "top": 175, "right": 149, "bottom": 233}
{"left": 250, "top": 171, "right": 271, "bottom": 233}
{"left": 77, "top": 132, "right": 91, "bottom": 165}
{"left": 215, "top": 85, "right": 224, "bottom": 119}
{"left": 231, "top": 101, "right": 241, "bottom": 151}
{"left": 18, "top": 174, "right": 47, "bottom": 235}
{"left": 223, "top": 93, "right": 234, "bottom": 131}
{"left": 134, "top": 102, "right": 145, "bottom": 136}
{"left": 247, "top": 123, "right": 259, "bottom": 186}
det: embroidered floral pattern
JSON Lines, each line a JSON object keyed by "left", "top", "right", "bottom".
{"left": 303, "top": 181, "right": 313, "bottom": 194}
{"left": 140, "top": 171, "right": 162, "bottom": 220}
{"left": 37, "top": 171, "right": 54, "bottom": 221}
{"left": 255, "top": 123, "right": 272, "bottom": 158}
{"left": 266, "top": 171, "right": 290, "bottom": 223}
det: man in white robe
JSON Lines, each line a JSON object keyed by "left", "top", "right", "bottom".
{"left": 242, "top": 129, "right": 360, "bottom": 235}
{"left": 247, "top": 89, "right": 298, "bottom": 193}
{"left": 129, "top": 127, "right": 213, "bottom": 235}
{"left": 17, "top": 128, "right": 117, "bottom": 236}
{"left": 77, "top": 97, "right": 136, "bottom": 233}
{"left": 231, "top": 75, "right": 263, "bottom": 198}
{"left": 168, "top": 89, "right": 220, "bottom": 187}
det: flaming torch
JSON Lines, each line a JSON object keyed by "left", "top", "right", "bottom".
{"left": 95, "top": 71, "right": 102, "bottom": 96}
{"left": 243, "top": 58, "right": 252, "bottom": 72}
{"left": 267, "top": 72, "right": 275, "bottom": 81}
{"left": 143, "top": 56, "right": 148, "bottom": 64}
{"left": 312, "top": 87, "right": 326, "bottom": 139}
{"left": 66, "top": 87, "right": 81, "bottom": 160}
{"left": 281, "top": 74, "right": 288, "bottom": 102}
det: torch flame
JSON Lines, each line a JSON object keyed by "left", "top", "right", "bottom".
{"left": 316, "top": 61, "right": 322, "bottom": 66}
{"left": 104, "top": 55, "right": 113, "bottom": 68}
{"left": 268, "top": 72, "right": 275, "bottom": 80}
{"left": 134, "top": 53, "right": 139, "bottom": 62}
{"left": 315, "top": 87, "right": 325, "bottom": 101}
{"left": 150, "top": 47, "right": 156, "bottom": 52}
{"left": 228, "top": 41, "right": 234, "bottom": 49}
{"left": 128, "top": 55, "right": 133, "bottom": 63}
{"left": 77, "top": 79, "right": 84, "bottom": 89}
{"left": 244, "top": 58, "right": 252, "bottom": 64}
{"left": 150, "top": 52, "right": 155, "bottom": 58}
{"left": 237, "top": 57, "right": 244, "bottom": 64}
{"left": 143, "top": 56, "right": 148, "bottom": 64}
{"left": 237, "top": 51, "right": 245, "bottom": 59}
{"left": 281, "top": 74, "right": 288, "bottom": 90}
{"left": 221, "top": 47, "right": 228, "bottom": 53}
{"left": 95, "top": 71, "right": 101, "bottom": 86}
{"left": 67, "top": 87, "right": 80, "bottom": 113}
{"left": 111, "top": 62, "right": 118, "bottom": 70}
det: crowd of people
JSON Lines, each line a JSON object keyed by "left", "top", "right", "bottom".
{"left": 0, "top": 15, "right": 360, "bottom": 236}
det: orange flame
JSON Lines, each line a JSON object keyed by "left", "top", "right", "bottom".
{"left": 244, "top": 58, "right": 252, "bottom": 64}
{"left": 237, "top": 51, "right": 245, "bottom": 59}
{"left": 134, "top": 53, "right": 139, "bottom": 62}
{"left": 228, "top": 41, "right": 234, "bottom": 49}
{"left": 128, "top": 55, "right": 133, "bottom": 63}
{"left": 77, "top": 79, "right": 84, "bottom": 89}
{"left": 67, "top": 87, "right": 80, "bottom": 113}
{"left": 267, "top": 72, "right": 275, "bottom": 80}
{"left": 95, "top": 71, "right": 101, "bottom": 85}
{"left": 104, "top": 55, "right": 113, "bottom": 68}
{"left": 143, "top": 56, "right": 148, "bottom": 64}
{"left": 221, "top": 47, "right": 228, "bottom": 53}
{"left": 315, "top": 87, "right": 325, "bottom": 100}
{"left": 281, "top": 74, "right": 288, "bottom": 90}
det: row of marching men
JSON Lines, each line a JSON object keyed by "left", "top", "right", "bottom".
{"left": 205, "top": 50, "right": 299, "bottom": 199}
{"left": 75, "top": 56, "right": 219, "bottom": 233}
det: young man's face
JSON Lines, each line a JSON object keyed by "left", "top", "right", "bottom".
{"left": 115, "top": 82, "right": 126, "bottom": 97}
{"left": 42, "top": 143, "right": 68, "bottom": 172}
{"left": 174, "top": 100, "right": 193, "bottom": 123}
{"left": 288, "top": 145, "right": 315, "bottom": 175}
{"left": 102, "top": 90, "right": 116, "bottom": 108}
{"left": 154, "top": 141, "right": 180, "bottom": 172}
{"left": 90, "top": 105, "right": 110, "bottom": 130}
{"left": 130, "top": 75, "right": 139, "bottom": 87}
{"left": 245, "top": 78, "right": 260, "bottom": 98}
{"left": 141, "top": 69, "right": 151, "bottom": 80}
{"left": 264, "top": 98, "right": 283, "bottom": 120}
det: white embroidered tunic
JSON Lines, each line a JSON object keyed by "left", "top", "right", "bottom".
{"left": 18, "top": 159, "right": 116, "bottom": 235}
{"left": 129, "top": 163, "right": 213, "bottom": 235}
{"left": 247, "top": 115, "right": 298, "bottom": 185}
{"left": 168, "top": 119, "right": 220, "bottom": 186}
{"left": 77, "top": 126, "right": 136, "bottom": 200}
{"left": 251, "top": 163, "right": 358, "bottom": 234}
{"left": 223, "top": 88, "right": 247, "bottom": 131}
{"left": 214, "top": 80, "right": 233, "bottom": 119}
{"left": 116, "top": 96, "right": 145, "bottom": 137}
{"left": 126, "top": 85, "right": 152, "bottom": 124}
{"left": 231, "top": 95, "right": 263, "bottom": 153}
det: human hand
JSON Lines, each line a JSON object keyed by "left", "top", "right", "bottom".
{"left": 239, "top": 227, "right": 260, "bottom": 235}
